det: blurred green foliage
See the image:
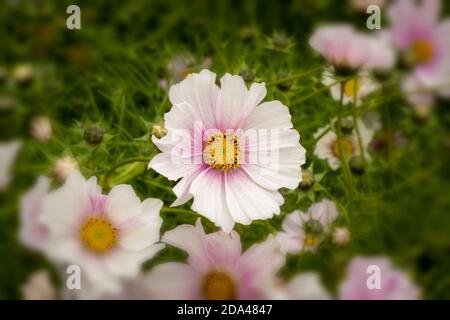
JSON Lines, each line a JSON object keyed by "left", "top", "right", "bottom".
{"left": 1, "top": 0, "right": 450, "bottom": 299}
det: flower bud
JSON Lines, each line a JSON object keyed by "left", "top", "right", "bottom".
{"left": 84, "top": 124, "right": 104, "bottom": 145}
{"left": 273, "top": 33, "right": 289, "bottom": 49}
{"left": 239, "top": 69, "right": 254, "bottom": 82}
{"left": 299, "top": 169, "right": 315, "bottom": 190}
{"left": 277, "top": 72, "right": 293, "bottom": 91}
{"left": 151, "top": 121, "right": 167, "bottom": 139}
{"left": 12, "top": 64, "right": 34, "bottom": 87}
{"left": 335, "top": 118, "right": 354, "bottom": 135}
{"left": 29, "top": 116, "right": 52, "bottom": 143}
{"left": 332, "top": 227, "right": 350, "bottom": 246}
{"left": 53, "top": 156, "right": 80, "bottom": 183}
{"left": 349, "top": 155, "right": 365, "bottom": 175}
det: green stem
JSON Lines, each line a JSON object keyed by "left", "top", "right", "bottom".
{"left": 266, "top": 65, "right": 324, "bottom": 86}
{"left": 336, "top": 82, "right": 353, "bottom": 200}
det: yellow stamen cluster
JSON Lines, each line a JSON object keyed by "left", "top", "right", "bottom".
{"left": 80, "top": 217, "right": 118, "bottom": 254}
{"left": 203, "top": 132, "right": 240, "bottom": 172}
{"left": 202, "top": 271, "right": 237, "bottom": 300}
{"left": 410, "top": 40, "right": 434, "bottom": 64}
{"left": 343, "top": 79, "right": 362, "bottom": 98}
{"left": 332, "top": 138, "right": 354, "bottom": 158}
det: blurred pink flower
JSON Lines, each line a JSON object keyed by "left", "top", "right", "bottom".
{"left": 309, "top": 25, "right": 373, "bottom": 72}
{"left": 21, "top": 270, "right": 56, "bottom": 300}
{"left": 148, "top": 69, "right": 306, "bottom": 233}
{"left": 40, "top": 172, "right": 164, "bottom": 297}
{"left": 276, "top": 199, "right": 338, "bottom": 253}
{"left": 145, "top": 219, "right": 285, "bottom": 300}
{"left": 19, "top": 176, "right": 51, "bottom": 251}
{"left": 339, "top": 256, "right": 420, "bottom": 300}
{"left": 0, "top": 140, "right": 21, "bottom": 191}
{"left": 365, "top": 32, "right": 397, "bottom": 72}
{"left": 388, "top": 0, "right": 450, "bottom": 101}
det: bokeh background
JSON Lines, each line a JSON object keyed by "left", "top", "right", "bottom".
{"left": 1, "top": 0, "right": 450, "bottom": 299}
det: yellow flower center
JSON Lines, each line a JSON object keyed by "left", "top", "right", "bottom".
{"left": 343, "top": 79, "right": 362, "bottom": 98}
{"left": 332, "top": 138, "right": 354, "bottom": 157}
{"left": 80, "top": 217, "right": 118, "bottom": 254}
{"left": 410, "top": 40, "right": 434, "bottom": 64}
{"left": 203, "top": 132, "right": 240, "bottom": 172}
{"left": 305, "top": 235, "right": 318, "bottom": 247}
{"left": 202, "top": 271, "right": 237, "bottom": 300}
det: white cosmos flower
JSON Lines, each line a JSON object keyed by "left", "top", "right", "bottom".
{"left": 276, "top": 199, "right": 339, "bottom": 253}
{"left": 19, "top": 176, "right": 51, "bottom": 251}
{"left": 148, "top": 69, "right": 306, "bottom": 233}
{"left": 0, "top": 140, "right": 22, "bottom": 191}
{"left": 40, "top": 172, "right": 164, "bottom": 297}
{"left": 314, "top": 117, "right": 375, "bottom": 170}
{"left": 322, "top": 69, "right": 379, "bottom": 105}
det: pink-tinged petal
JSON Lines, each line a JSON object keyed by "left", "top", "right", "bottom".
{"left": 106, "top": 184, "right": 142, "bottom": 227}
{"left": 224, "top": 169, "right": 283, "bottom": 224}
{"left": 422, "top": 0, "right": 441, "bottom": 25}
{"left": 148, "top": 152, "right": 196, "bottom": 181}
{"left": 281, "top": 211, "right": 303, "bottom": 234}
{"left": 243, "top": 129, "right": 305, "bottom": 190}
{"left": 104, "top": 244, "right": 165, "bottom": 278}
{"left": 237, "top": 236, "right": 285, "bottom": 299}
{"left": 40, "top": 173, "right": 100, "bottom": 234}
{"left": 276, "top": 230, "right": 304, "bottom": 254}
{"left": 171, "top": 166, "right": 206, "bottom": 206}
{"left": 162, "top": 219, "right": 211, "bottom": 271}
{"left": 308, "top": 199, "right": 338, "bottom": 228}
{"left": 243, "top": 100, "right": 293, "bottom": 130}
{"left": 339, "top": 256, "right": 420, "bottom": 300}
{"left": 189, "top": 168, "right": 235, "bottom": 233}
{"left": 19, "top": 176, "right": 51, "bottom": 251}
{"left": 216, "top": 73, "right": 266, "bottom": 129}
{"left": 145, "top": 262, "right": 203, "bottom": 299}
{"left": 204, "top": 230, "right": 242, "bottom": 268}
{"left": 119, "top": 198, "right": 163, "bottom": 251}
{"left": 285, "top": 272, "right": 331, "bottom": 300}
{"left": 168, "top": 69, "right": 219, "bottom": 129}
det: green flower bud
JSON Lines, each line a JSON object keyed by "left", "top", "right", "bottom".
{"left": 299, "top": 169, "right": 315, "bottom": 190}
{"left": 84, "top": 125, "right": 104, "bottom": 145}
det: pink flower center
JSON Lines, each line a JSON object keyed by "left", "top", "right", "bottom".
{"left": 202, "top": 271, "right": 237, "bottom": 300}
{"left": 203, "top": 132, "right": 240, "bottom": 172}
{"left": 80, "top": 217, "right": 118, "bottom": 254}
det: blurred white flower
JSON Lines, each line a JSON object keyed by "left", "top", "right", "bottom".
{"left": 314, "top": 118, "right": 374, "bottom": 170}
{"left": 21, "top": 270, "right": 56, "bottom": 300}
{"left": 19, "top": 176, "right": 51, "bottom": 251}
{"left": 322, "top": 69, "right": 379, "bottom": 105}
{"left": 277, "top": 199, "right": 338, "bottom": 253}
{"left": 0, "top": 140, "right": 22, "bottom": 191}
{"left": 53, "top": 156, "right": 80, "bottom": 183}
{"left": 40, "top": 172, "right": 164, "bottom": 297}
